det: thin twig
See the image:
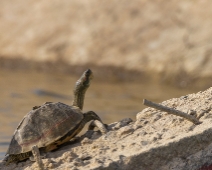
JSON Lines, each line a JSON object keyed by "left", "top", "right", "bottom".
{"left": 143, "top": 99, "right": 201, "bottom": 125}
{"left": 32, "top": 145, "right": 45, "bottom": 170}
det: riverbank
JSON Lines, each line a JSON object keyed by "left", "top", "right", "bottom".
{"left": 1, "top": 87, "right": 212, "bottom": 170}
{"left": 1, "top": 0, "right": 212, "bottom": 88}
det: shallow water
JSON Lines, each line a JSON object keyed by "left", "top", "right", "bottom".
{"left": 0, "top": 69, "right": 201, "bottom": 160}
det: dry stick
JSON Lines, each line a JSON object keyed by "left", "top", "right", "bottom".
{"left": 143, "top": 99, "right": 201, "bottom": 125}
{"left": 32, "top": 145, "right": 45, "bottom": 170}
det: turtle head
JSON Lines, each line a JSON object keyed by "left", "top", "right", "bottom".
{"left": 79, "top": 69, "right": 93, "bottom": 87}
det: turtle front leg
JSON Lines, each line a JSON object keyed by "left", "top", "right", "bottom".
{"left": 31, "top": 145, "right": 45, "bottom": 170}
{"left": 83, "top": 120, "right": 108, "bottom": 139}
{"left": 82, "top": 111, "right": 108, "bottom": 139}
{"left": 88, "top": 120, "right": 108, "bottom": 134}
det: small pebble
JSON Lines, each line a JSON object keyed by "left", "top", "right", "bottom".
{"left": 137, "top": 131, "right": 147, "bottom": 136}
{"left": 141, "top": 141, "right": 149, "bottom": 146}
{"left": 112, "top": 148, "right": 117, "bottom": 152}
{"left": 91, "top": 145, "right": 98, "bottom": 149}
{"left": 79, "top": 154, "right": 92, "bottom": 161}
{"left": 73, "top": 158, "right": 83, "bottom": 166}
{"left": 118, "top": 126, "right": 134, "bottom": 136}
{"left": 112, "top": 118, "right": 133, "bottom": 130}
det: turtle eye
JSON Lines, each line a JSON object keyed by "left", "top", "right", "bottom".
{"left": 82, "top": 77, "right": 90, "bottom": 86}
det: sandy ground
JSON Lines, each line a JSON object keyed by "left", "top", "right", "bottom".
{"left": 1, "top": 87, "right": 212, "bottom": 169}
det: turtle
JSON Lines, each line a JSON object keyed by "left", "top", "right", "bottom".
{"left": 4, "top": 69, "right": 107, "bottom": 165}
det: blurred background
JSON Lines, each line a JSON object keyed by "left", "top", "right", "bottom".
{"left": 1, "top": 0, "right": 212, "bottom": 159}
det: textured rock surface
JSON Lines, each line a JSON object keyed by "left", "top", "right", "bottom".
{"left": 1, "top": 0, "right": 212, "bottom": 84}
{"left": 1, "top": 87, "right": 212, "bottom": 169}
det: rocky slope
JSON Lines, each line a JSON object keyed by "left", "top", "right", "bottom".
{"left": 1, "top": 87, "right": 212, "bottom": 170}
{"left": 1, "top": 0, "right": 212, "bottom": 86}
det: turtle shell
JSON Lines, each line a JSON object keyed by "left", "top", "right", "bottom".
{"left": 6, "top": 102, "right": 83, "bottom": 155}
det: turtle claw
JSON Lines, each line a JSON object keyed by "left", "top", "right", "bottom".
{"left": 29, "top": 156, "right": 35, "bottom": 162}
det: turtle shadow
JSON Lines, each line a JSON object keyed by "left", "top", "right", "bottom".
{"left": 0, "top": 138, "right": 80, "bottom": 170}
{"left": 0, "top": 159, "right": 32, "bottom": 170}
{"left": 45, "top": 130, "right": 104, "bottom": 159}
{"left": 47, "top": 137, "right": 81, "bottom": 158}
